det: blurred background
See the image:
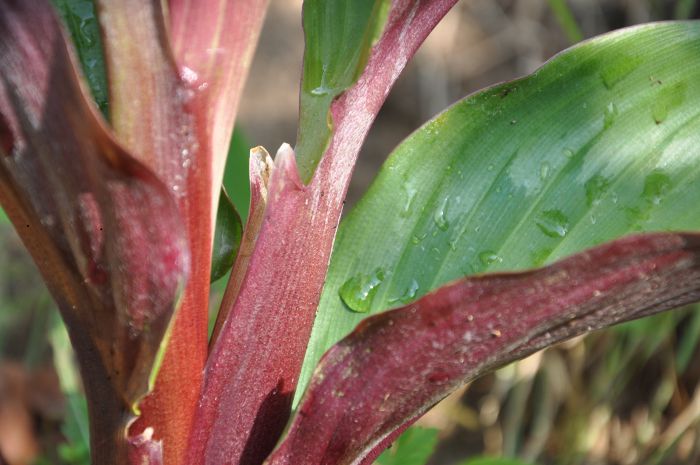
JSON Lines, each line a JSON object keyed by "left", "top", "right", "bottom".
{"left": 2, "top": 1, "right": 700, "bottom": 464}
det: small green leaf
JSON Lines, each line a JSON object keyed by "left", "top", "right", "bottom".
{"left": 50, "top": 0, "right": 108, "bottom": 115}
{"left": 296, "top": 0, "right": 391, "bottom": 181}
{"left": 377, "top": 427, "right": 439, "bottom": 465}
{"left": 211, "top": 188, "right": 243, "bottom": 283}
{"left": 223, "top": 127, "right": 252, "bottom": 221}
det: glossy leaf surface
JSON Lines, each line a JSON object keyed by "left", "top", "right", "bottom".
{"left": 298, "top": 22, "right": 700, "bottom": 399}
{"left": 210, "top": 189, "right": 242, "bottom": 283}
{"left": 194, "top": 2, "right": 458, "bottom": 464}
{"left": 268, "top": 233, "right": 700, "bottom": 465}
{"left": 296, "top": 0, "right": 390, "bottom": 181}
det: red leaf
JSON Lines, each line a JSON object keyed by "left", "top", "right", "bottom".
{"left": 265, "top": 233, "right": 700, "bottom": 465}
{"left": 168, "top": 0, "right": 270, "bottom": 219}
{"left": 0, "top": 1, "right": 188, "bottom": 463}
{"left": 94, "top": 1, "right": 210, "bottom": 459}
{"left": 193, "top": 2, "right": 459, "bottom": 464}
{"left": 94, "top": 3, "right": 269, "bottom": 460}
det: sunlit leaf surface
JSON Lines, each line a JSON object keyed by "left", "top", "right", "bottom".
{"left": 299, "top": 22, "right": 700, "bottom": 400}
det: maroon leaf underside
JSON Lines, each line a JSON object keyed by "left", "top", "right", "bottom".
{"left": 209, "top": 147, "right": 274, "bottom": 346}
{"left": 93, "top": 2, "right": 210, "bottom": 460}
{"left": 265, "top": 233, "right": 700, "bottom": 465}
{"left": 0, "top": 2, "right": 188, "bottom": 464}
{"left": 92, "top": 2, "right": 269, "bottom": 463}
{"left": 188, "top": 2, "right": 459, "bottom": 465}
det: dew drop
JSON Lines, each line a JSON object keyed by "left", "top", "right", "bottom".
{"left": 563, "top": 148, "right": 575, "bottom": 158}
{"left": 388, "top": 279, "right": 420, "bottom": 304}
{"left": 411, "top": 233, "right": 427, "bottom": 244}
{"left": 339, "top": 268, "right": 386, "bottom": 313}
{"left": 433, "top": 196, "right": 450, "bottom": 231}
{"left": 536, "top": 209, "right": 570, "bottom": 238}
{"left": 600, "top": 55, "right": 640, "bottom": 89}
{"left": 40, "top": 215, "right": 55, "bottom": 227}
{"left": 642, "top": 170, "right": 671, "bottom": 205}
{"left": 539, "top": 161, "right": 551, "bottom": 181}
{"left": 400, "top": 184, "right": 418, "bottom": 218}
{"left": 310, "top": 86, "right": 331, "bottom": 96}
{"left": 180, "top": 66, "right": 199, "bottom": 85}
{"left": 652, "top": 82, "right": 687, "bottom": 124}
{"left": 479, "top": 250, "right": 502, "bottom": 266}
{"left": 603, "top": 102, "right": 618, "bottom": 129}
{"left": 585, "top": 174, "right": 610, "bottom": 207}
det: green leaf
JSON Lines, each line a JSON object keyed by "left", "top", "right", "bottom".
{"left": 457, "top": 457, "right": 537, "bottom": 465}
{"left": 546, "top": 0, "right": 583, "bottom": 43}
{"left": 50, "top": 0, "right": 108, "bottom": 115}
{"left": 297, "top": 22, "right": 700, "bottom": 401}
{"left": 50, "top": 314, "right": 91, "bottom": 465}
{"left": 223, "top": 127, "right": 252, "bottom": 221}
{"left": 296, "top": 0, "right": 391, "bottom": 181}
{"left": 0, "top": 207, "right": 7, "bottom": 224}
{"left": 377, "top": 427, "right": 439, "bottom": 465}
{"left": 211, "top": 188, "right": 243, "bottom": 283}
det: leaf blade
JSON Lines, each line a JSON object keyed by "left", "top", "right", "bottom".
{"left": 267, "top": 233, "right": 700, "bottom": 465}
{"left": 210, "top": 188, "right": 242, "bottom": 283}
{"left": 298, "top": 21, "right": 700, "bottom": 399}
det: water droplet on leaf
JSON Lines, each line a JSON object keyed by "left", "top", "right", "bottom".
{"left": 643, "top": 170, "right": 671, "bottom": 205}
{"left": 389, "top": 279, "right": 420, "bottom": 304}
{"left": 339, "top": 269, "right": 386, "bottom": 313}
{"left": 585, "top": 174, "right": 610, "bottom": 206}
{"left": 536, "top": 209, "right": 570, "bottom": 238}
{"left": 603, "top": 102, "right": 618, "bottom": 129}
{"left": 400, "top": 184, "right": 417, "bottom": 218}
{"left": 479, "top": 250, "right": 502, "bottom": 266}
{"left": 600, "top": 55, "right": 640, "bottom": 89}
{"left": 433, "top": 196, "right": 450, "bottom": 231}
{"left": 652, "top": 82, "right": 687, "bottom": 124}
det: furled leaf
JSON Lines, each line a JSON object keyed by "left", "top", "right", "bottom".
{"left": 96, "top": 2, "right": 270, "bottom": 461}
{"left": 50, "top": 0, "right": 108, "bottom": 115}
{"left": 92, "top": 3, "right": 208, "bottom": 462}
{"left": 298, "top": 21, "right": 700, "bottom": 399}
{"left": 193, "top": 2, "right": 458, "bottom": 465}
{"left": 296, "top": 0, "right": 391, "bottom": 181}
{"left": 210, "top": 189, "right": 242, "bottom": 283}
{"left": 224, "top": 127, "right": 253, "bottom": 221}
{"left": 0, "top": 1, "right": 189, "bottom": 463}
{"left": 209, "top": 147, "right": 273, "bottom": 345}
{"left": 266, "top": 233, "right": 700, "bottom": 465}
{"left": 376, "top": 427, "right": 439, "bottom": 465}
